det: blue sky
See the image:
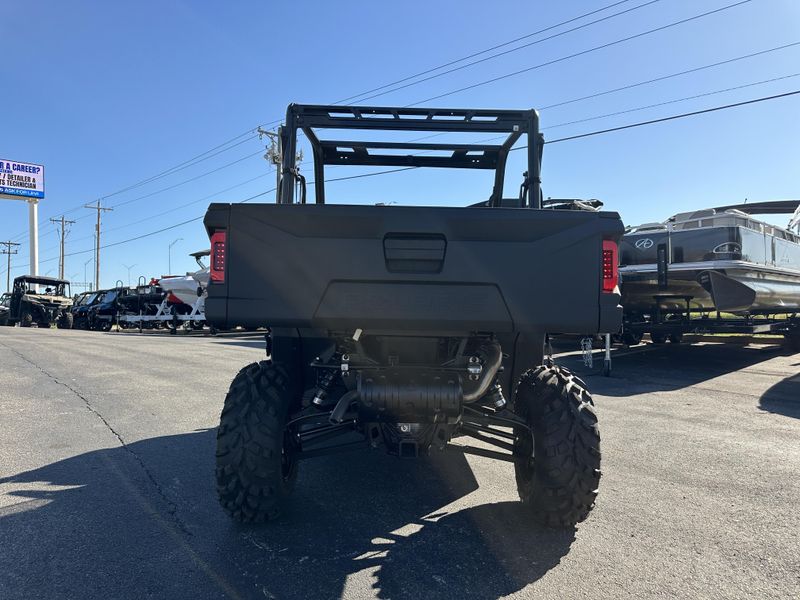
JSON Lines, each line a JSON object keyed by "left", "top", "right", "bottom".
{"left": 1, "top": 0, "right": 798, "bottom": 289}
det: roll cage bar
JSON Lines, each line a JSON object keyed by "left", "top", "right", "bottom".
{"left": 277, "top": 104, "right": 544, "bottom": 208}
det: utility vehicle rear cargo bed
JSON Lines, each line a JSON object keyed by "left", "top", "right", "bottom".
{"left": 204, "top": 203, "right": 623, "bottom": 334}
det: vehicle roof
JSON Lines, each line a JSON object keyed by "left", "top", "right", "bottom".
{"left": 14, "top": 275, "right": 69, "bottom": 285}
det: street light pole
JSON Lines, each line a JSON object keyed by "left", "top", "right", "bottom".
{"left": 122, "top": 263, "right": 137, "bottom": 287}
{"left": 84, "top": 257, "right": 93, "bottom": 292}
{"left": 168, "top": 238, "right": 183, "bottom": 274}
{"left": 69, "top": 273, "right": 79, "bottom": 296}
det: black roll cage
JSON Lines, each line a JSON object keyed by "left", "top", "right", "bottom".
{"left": 277, "top": 104, "right": 544, "bottom": 208}
{"left": 13, "top": 275, "right": 70, "bottom": 296}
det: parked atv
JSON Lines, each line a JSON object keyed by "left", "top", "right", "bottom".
{"left": 5, "top": 275, "right": 73, "bottom": 328}
{"left": 0, "top": 293, "right": 11, "bottom": 326}
{"left": 86, "top": 287, "right": 134, "bottom": 331}
{"left": 205, "top": 104, "right": 623, "bottom": 528}
{"left": 71, "top": 290, "right": 105, "bottom": 330}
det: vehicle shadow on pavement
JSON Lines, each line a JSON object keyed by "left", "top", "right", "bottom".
{"left": 0, "top": 429, "right": 575, "bottom": 600}
{"left": 759, "top": 373, "right": 800, "bottom": 419}
{"left": 360, "top": 502, "right": 575, "bottom": 600}
{"left": 566, "top": 342, "right": 790, "bottom": 397}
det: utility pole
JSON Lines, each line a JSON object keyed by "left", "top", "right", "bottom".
{"left": 1, "top": 240, "right": 20, "bottom": 293}
{"left": 258, "top": 127, "right": 283, "bottom": 195}
{"left": 84, "top": 201, "right": 112, "bottom": 291}
{"left": 49, "top": 215, "right": 76, "bottom": 280}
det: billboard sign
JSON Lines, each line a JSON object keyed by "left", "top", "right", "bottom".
{"left": 0, "top": 159, "right": 45, "bottom": 200}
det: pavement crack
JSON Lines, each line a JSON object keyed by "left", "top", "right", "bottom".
{"left": 2, "top": 341, "right": 192, "bottom": 536}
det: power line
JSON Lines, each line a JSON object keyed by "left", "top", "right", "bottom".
{"left": 30, "top": 148, "right": 265, "bottom": 243}
{"left": 6, "top": 128, "right": 263, "bottom": 242}
{"left": 1, "top": 0, "right": 752, "bottom": 248}
{"left": 244, "top": 0, "right": 668, "bottom": 129}
{"left": 97, "top": 131, "right": 259, "bottom": 201}
{"left": 543, "top": 89, "right": 800, "bottom": 144}
{"left": 407, "top": 0, "right": 754, "bottom": 107}
{"left": 336, "top": 0, "right": 657, "bottom": 104}
{"left": 20, "top": 32, "right": 796, "bottom": 248}
{"left": 100, "top": 172, "right": 273, "bottom": 237}
{"left": 285, "top": 41, "right": 800, "bottom": 164}
{"left": 21, "top": 2, "right": 792, "bottom": 268}
{"left": 4, "top": 0, "right": 754, "bottom": 248}
{"left": 47, "top": 166, "right": 420, "bottom": 263}
{"left": 539, "top": 40, "right": 800, "bottom": 110}
{"left": 74, "top": 37, "right": 796, "bottom": 229}
{"left": 62, "top": 170, "right": 274, "bottom": 248}
{"left": 45, "top": 81, "right": 795, "bottom": 267}
{"left": 293, "top": 41, "right": 800, "bottom": 154}
{"left": 108, "top": 149, "right": 264, "bottom": 210}
{"left": 543, "top": 72, "right": 800, "bottom": 130}
{"left": 39, "top": 87, "right": 800, "bottom": 268}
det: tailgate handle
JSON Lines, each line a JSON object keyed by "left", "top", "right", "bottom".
{"left": 383, "top": 234, "right": 446, "bottom": 273}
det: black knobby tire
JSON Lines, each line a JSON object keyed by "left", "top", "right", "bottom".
{"left": 513, "top": 365, "right": 601, "bottom": 528}
{"left": 216, "top": 361, "right": 298, "bottom": 522}
{"left": 650, "top": 332, "right": 667, "bottom": 344}
{"left": 668, "top": 332, "right": 683, "bottom": 344}
{"left": 57, "top": 312, "right": 74, "bottom": 329}
{"left": 620, "top": 331, "right": 643, "bottom": 346}
{"left": 785, "top": 334, "right": 800, "bottom": 353}
{"left": 20, "top": 311, "right": 33, "bottom": 328}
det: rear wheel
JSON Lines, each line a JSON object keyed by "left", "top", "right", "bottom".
{"left": 620, "top": 331, "right": 643, "bottom": 346}
{"left": 216, "top": 361, "right": 298, "bottom": 522}
{"left": 57, "top": 312, "right": 74, "bottom": 329}
{"left": 20, "top": 311, "right": 33, "bottom": 327}
{"left": 650, "top": 332, "right": 667, "bottom": 344}
{"left": 668, "top": 332, "right": 683, "bottom": 344}
{"left": 785, "top": 333, "right": 800, "bottom": 353}
{"left": 513, "top": 365, "right": 601, "bottom": 528}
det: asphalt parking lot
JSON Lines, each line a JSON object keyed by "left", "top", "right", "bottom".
{"left": 1, "top": 328, "right": 798, "bottom": 600}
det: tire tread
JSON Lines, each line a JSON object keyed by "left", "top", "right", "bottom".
{"left": 215, "top": 361, "right": 296, "bottom": 522}
{"left": 513, "top": 365, "right": 601, "bottom": 528}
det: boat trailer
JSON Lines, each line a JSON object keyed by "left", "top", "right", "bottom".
{"left": 620, "top": 293, "right": 800, "bottom": 346}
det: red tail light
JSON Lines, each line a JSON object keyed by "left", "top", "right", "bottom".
{"left": 602, "top": 240, "right": 618, "bottom": 293}
{"left": 210, "top": 230, "right": 226, "bottom": 283}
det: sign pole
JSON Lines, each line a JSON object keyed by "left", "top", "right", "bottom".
{"left": 28, "top": 200, "right": 39, "bottom": 276}
{"left": 1, "top": 159, "right": 45, "bottom": 278}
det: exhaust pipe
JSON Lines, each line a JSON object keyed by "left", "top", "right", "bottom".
{"left": 328, "top": 340, "right": 503, "bottom": 423}
{"left": 463, "top": 341, "right": 503, "bottom": 403}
